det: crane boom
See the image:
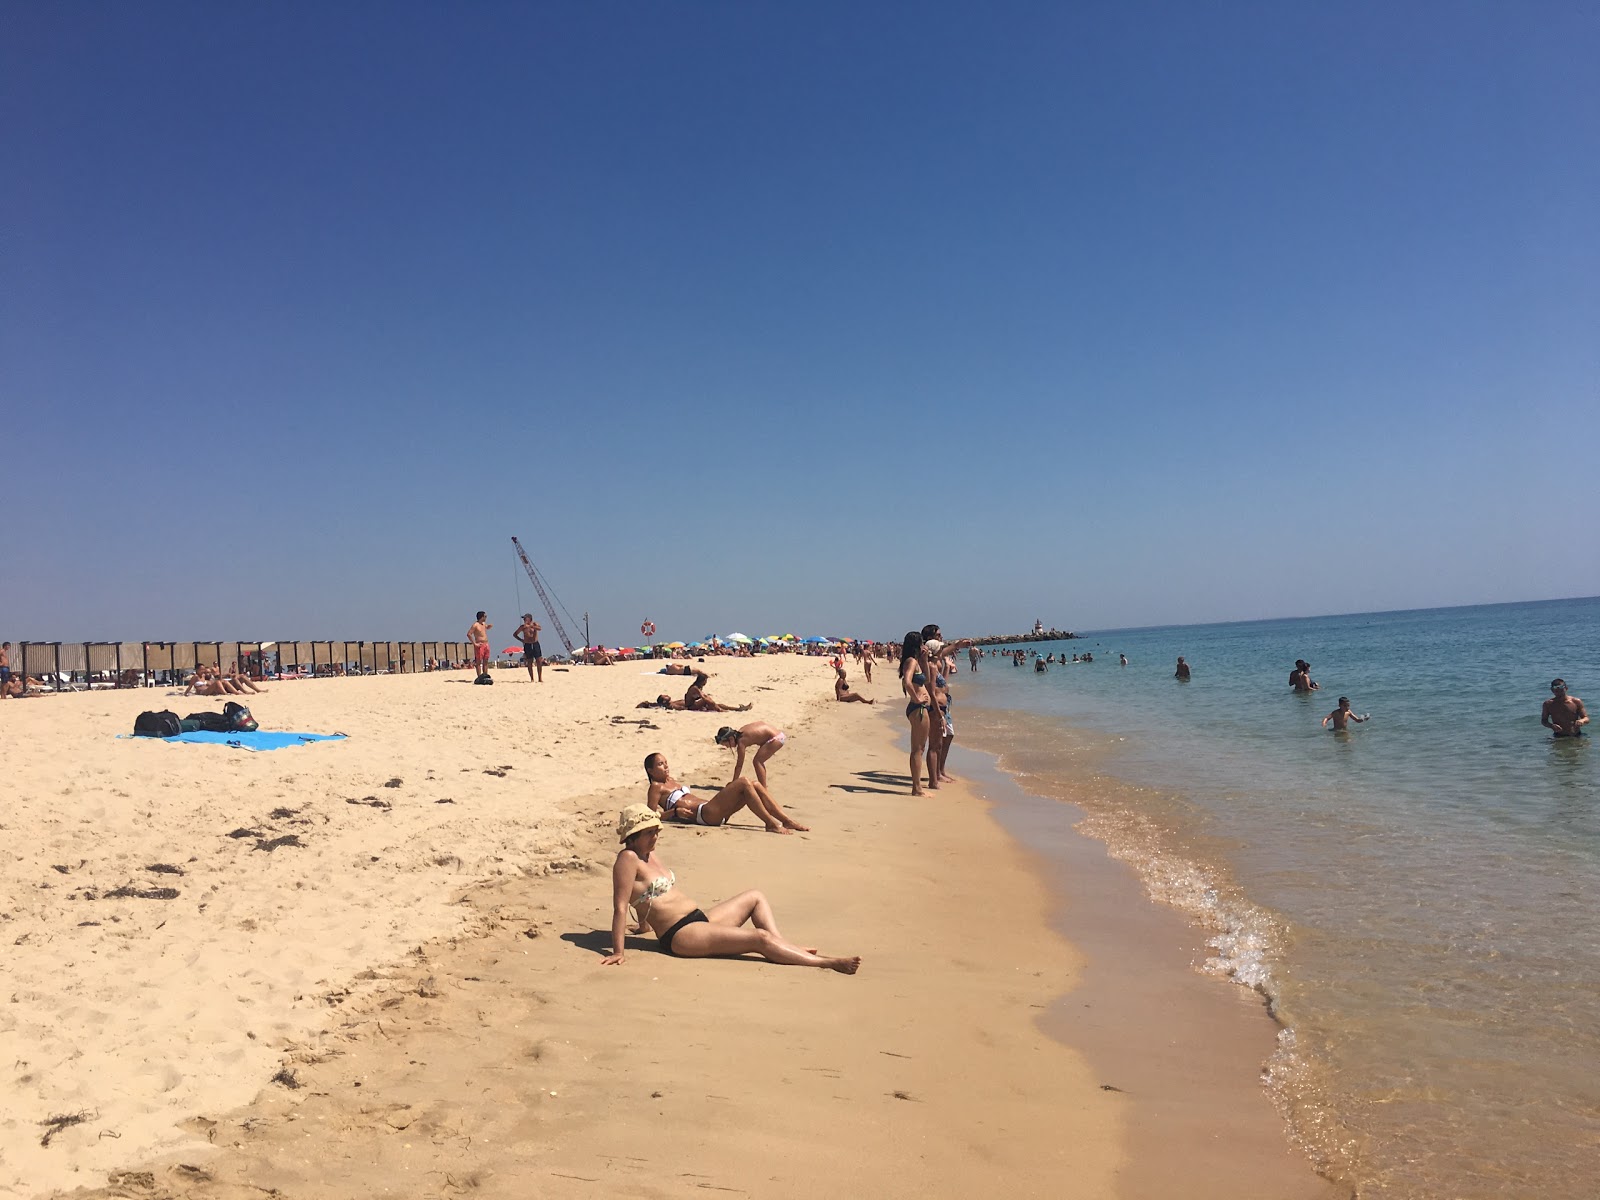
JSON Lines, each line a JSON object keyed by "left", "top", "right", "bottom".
{"left": 511, "top": 537, "right": 577, "bottom": 655}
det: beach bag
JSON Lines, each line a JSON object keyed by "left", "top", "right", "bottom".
{"left": 133, "top": 710, "right": 181, "bottom": 738}
{"left": 474, "top": 672, "right": 494, "bottom": 685}
{"left": 223, "top": 701, "right": 258, "bottom": 732}
{"left": 183, "top": 711, "right": 233, "bottom": 733}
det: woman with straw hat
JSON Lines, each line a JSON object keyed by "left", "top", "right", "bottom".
{"left": 603, "top": 805, "right": 859, "bottom": 973}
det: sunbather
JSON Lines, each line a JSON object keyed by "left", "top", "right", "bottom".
{"left": 834, "top": 667, "right": 874, "bottom": 704}
{"left": 644, "top": 753, "right": 808, "bottom": 833}
{"left": 604, "top": 804, "right": 853, "bottom": 970}
{"left": 685, "top": 671, "right": 751, "bottom": 713}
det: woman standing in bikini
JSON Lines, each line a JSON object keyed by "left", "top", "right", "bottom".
{"left": 603, "top": 805, "right": 857, "bottom": 971}
{"left": 900, "top": 631, "right": 936, "bottom": 796}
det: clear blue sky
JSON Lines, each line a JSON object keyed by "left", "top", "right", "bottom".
{"left": 4, "top": 2, "right": 1596, "bottom": 645}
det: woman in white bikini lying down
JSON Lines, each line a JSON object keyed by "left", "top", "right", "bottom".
{"left": 714, "top": 720, "right": 788, "bottom": 788}
{"left": 603, "top": 804, "right": 858, "bottom": 972}
{"left": 644, "top": 753, "right": 808, "bottom": 833}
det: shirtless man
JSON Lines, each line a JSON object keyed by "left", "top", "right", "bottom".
{"left": 644, "top": 752, "right": 808, "bottom": 833}
{"left": 514, "top": 613, "right": 544, "bottom": 682}
{"left": 716, "top": 721, "right": 788, "bottom": 788}
{"left": 468, "top": 611, "right": 492, "bottom": 676}
{"left": 1322, "top": 697, "right": 1369, "bottom": 731}
{"left": 685, "top": 671, "right": 750, "bottom": 713}
{"left": 0, "top": 641, "right": 10, "bottom": 687}
{"left": 656, "top": 662, "right": 703, "bottom": 676}
{"left": 834, "top": 668, "right": 874, "bottom": 704}
{"left": 1290, "top": 660, "right": 1320, "bottom": 693}
{"left": 1542, "top": 679, "right": 1590, "bottom": 738}
{"left": 1175, "top": 656, "right": 1191, "bottom": 681}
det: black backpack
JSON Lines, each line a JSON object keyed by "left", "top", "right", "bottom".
{"left": 134, "top": 710, "right": 182, "bottom": 738}
{"left": 182, "top": 711, "right": 234, "bottom": 733}
{"left": 474, "top": 672, "right": 494, "bottom": 685}
{"left": 224, "top": 701, "right": 259, "bottom": 731}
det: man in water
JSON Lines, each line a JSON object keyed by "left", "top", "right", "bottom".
{"left": 1542, "top": 679, "right": 1590, "bottom": 738}
{"left": 1119, "top": 653, "right": 1128, "bottom": 667}
{"left": 969, "top": 645, "right": 980, "bottom": 673}
{"left": 1290, "top": 660, "right": 1320, "bottom": 693}
{"left": 514, "top": 613, "right": 544, "bottom": 682}
{"left": 468, "top": 611, "right": 492, "bottom": 676}
{"left": 1174, "top": 656, "right": 1191, "bottom": 681}
{"left": 1322, "top": 697, "right": 1369, "bottom": 731}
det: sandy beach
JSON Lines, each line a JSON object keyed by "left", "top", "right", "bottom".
{"left": 3, "top": 656, "right": 1336, "bottom": 1199}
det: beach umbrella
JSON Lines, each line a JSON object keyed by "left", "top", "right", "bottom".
{"left": 800, "top": 636, "right": 830, "bottom": 644}
{"left": 726, "top": 633, "right": 753, "bottom": 643}
{"left": 665, "top": 641, "right": 686, "bottom": 649}
{"left": 501, "top": 646, "right": 524, "bottom": 655}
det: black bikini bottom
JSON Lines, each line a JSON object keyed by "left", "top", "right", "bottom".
{"left": 659, "top": 908, "right": 708, "bottom": 956}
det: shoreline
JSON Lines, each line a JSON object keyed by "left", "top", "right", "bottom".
{"left": 948, "top": 743, "right": 1344, "bottom": 1199}
{"left": 8, "top": 657, "right": 1333, "bottom": 1198}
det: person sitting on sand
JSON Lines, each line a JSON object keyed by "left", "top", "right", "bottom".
{"left": 603, "top": 804, "right": 853, "bottom": 970}
{"left": 715, "top": 720, "right": 788, "bottom": 788}
{"left": 685, "top": 671, "right": 751, "bottom": 713}
{"left": 644, "top": 753, "right": 807, "bottom": 833}
{"left": 834, "top": 667, "right": 874, "bottom": 704}
{"left": 184, "top": 665, "right": 242, "bottom": 697}
{"left": 2, "top": 674, "right": 46, "bottom": 698}
{"left": 226, "top": 662, "right": 267, "bottom": 694}
{"left": 1322, "top": 697, "right": 1370, "bottom": 731}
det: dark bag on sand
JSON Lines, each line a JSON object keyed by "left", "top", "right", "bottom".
{"left": 223, "top": 701, "right": 258, "bottom": 732}
{"left": 474, "top": 672, "right": 494, "bottom": 685}
{"left": 133, "top": 710, "right": 182, "bottom": 738}
{"left": 183, "top": 711, "right": 233, "bottom": 733}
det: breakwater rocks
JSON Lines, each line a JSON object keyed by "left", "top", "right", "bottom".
{"left": 971, "top": 630, "right": 1077, "bottom": 646}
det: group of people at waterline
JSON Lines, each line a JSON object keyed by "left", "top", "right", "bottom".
{"left": 599, "top": 620, "right": 969, "bottom": 975}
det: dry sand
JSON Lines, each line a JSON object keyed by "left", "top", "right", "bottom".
{"left": 1, "top": 656, "right": 1335, "bottom": 1198}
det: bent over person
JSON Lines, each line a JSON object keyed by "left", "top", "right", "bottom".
{"left": 603, "top": 804, "right": 856, "bottom": 971}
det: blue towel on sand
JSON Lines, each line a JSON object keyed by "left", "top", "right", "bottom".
{"left": 156, "top": 731, "right": 346, "bottom": 751}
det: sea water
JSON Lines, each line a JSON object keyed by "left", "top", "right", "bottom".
{"left": 950, "top": 597, "right": 1600, "bottom": 1198}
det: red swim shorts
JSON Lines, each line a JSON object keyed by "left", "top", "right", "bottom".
{"left": 474, "top": 643, "right": 490, "bottom": 662}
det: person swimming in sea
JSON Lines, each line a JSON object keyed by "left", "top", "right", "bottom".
{"left": 1541, "top": 679, "right": 1589, "bottom": 738}
{"left": 1322, "top": 697, "right": 1370, "bottom": 731}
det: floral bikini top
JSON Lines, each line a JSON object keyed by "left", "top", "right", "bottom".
{"left": 634, "top": 869, "right": 676, "bottom": 921}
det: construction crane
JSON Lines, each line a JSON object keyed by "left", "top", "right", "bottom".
{"left": 511, "top": 537, "right": 578, "bottom": 656}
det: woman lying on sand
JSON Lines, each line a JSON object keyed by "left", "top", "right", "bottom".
{"left": 603, "top": 804, "right": 858, "bottom": 972}
{"left": 645, "top": 752, "right": 807, "bottom": 833}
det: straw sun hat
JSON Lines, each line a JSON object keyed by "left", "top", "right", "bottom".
{"left": 617, "top": 803, "right": 662, "bottom": 843}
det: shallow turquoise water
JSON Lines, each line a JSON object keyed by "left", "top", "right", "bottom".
{"left": 955, "top": 597, "right": 1600, "bottom": 1198}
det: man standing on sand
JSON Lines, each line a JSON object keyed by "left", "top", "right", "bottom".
{"left": 0, "top": 641, "right": 10, "bottom": 687}
{"left": 514, "top": 613, "right": 544, "bottom": 682}
{"left": 1322, "top": 697, "right": 1369, "bottom": 731}
{"left": 1542, "top": 679, "right": 1590, "bottom": 738}
{"left": 468, "top": 611, "right": 492, "bottom": 676}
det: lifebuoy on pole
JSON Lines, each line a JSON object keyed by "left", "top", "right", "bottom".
{"left": 641, "top": 620, "right": 656, "bottom": 639}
